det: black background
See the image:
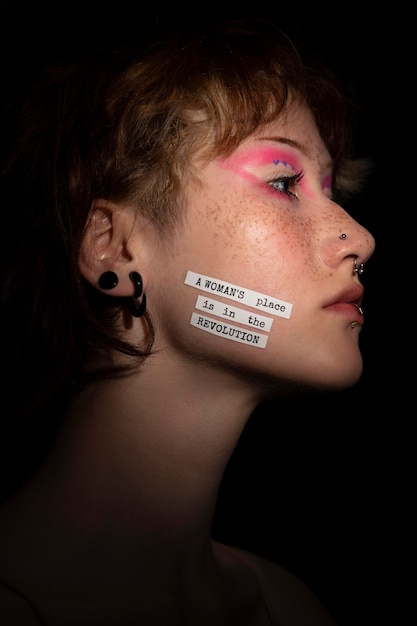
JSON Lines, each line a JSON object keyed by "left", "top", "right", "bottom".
{"left": 0, "top": 2, "right": 407, "bottom": 625}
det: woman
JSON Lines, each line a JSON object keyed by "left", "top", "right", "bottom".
{"left": 0, "top": 16, "right": 375, "bottom": 625}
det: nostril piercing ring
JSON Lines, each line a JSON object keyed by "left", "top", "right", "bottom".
{"left": 353, "top": 257, "right": 365, "bottom": 275}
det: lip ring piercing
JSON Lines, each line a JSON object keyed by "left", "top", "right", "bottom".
{"left": 353, "top": 257, "right": 365, "bottom": 275}
{"left": 339, "top": 233, "right": 347, "bottom": 239}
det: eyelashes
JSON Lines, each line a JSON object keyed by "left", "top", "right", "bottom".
{"left": 268, "top": 170, "right": 304, "bottom": 199}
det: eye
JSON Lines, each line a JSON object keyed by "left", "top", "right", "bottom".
{"left": 268, "top": 170, "right": 304, "bottom": 199}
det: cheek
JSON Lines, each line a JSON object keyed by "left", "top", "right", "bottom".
{"left": 188, "top": 182, "right": 316, "bottom": 279}
{"left": 189, "top": 188, "right": 251, "bottom": 259}
{"left": 245, "top": 212, "right": 322, "bottom": 302}
{"left": 238, "top": 207, "right": 312, "bottom": 266}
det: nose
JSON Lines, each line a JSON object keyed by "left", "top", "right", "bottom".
{"left": 319, "top": 203, "right": 375, "bottom": 270}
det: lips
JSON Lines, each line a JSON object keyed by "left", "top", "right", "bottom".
{"left": 323, "top": 285, "right": 365, "bottom": 325}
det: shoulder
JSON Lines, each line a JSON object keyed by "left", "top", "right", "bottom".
{"left": 0, "top": 582, "right": 42, "bottom": 626}
{"left": 222, "top": 544, "right": 339, "bottom": 626}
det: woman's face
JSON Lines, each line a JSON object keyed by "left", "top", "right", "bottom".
{"left": 146, "top": 101, "right": 375, "bottom": 393}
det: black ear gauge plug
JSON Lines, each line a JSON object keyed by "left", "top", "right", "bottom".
{"left": 98, "top": 271, "right": 119, "bottom": 289}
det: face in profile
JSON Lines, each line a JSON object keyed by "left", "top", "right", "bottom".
{"left": 137, "top": 102, "right": 375, "bottom": 394}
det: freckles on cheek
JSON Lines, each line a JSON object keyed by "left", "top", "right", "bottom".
{"left": 270, "top": 216, "right": 317, "bottom": 276}
{"left": 197, "top": 191, "right": 249, "bottom": 251}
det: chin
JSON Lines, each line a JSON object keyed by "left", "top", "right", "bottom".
{"left": 317, "top": 361, "right": 364, "bottom": 391}
{"left": 259, "top": 360, "right": 364, "bottom": 400}
{"left": 291, "top": 350, "right": 364, "bottom": 392}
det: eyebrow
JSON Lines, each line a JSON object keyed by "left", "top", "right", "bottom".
{"left": 259, "top": 136, "right": 333, "bottom": 168}
{"left": 259, "top": 136, "right": 310, "bottom": 155}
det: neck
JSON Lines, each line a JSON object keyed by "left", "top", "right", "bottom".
{"left": 0, "top": 352, "right": 277, "bottom": 623}
{"left": 21, "top": 352, "right": 263, "bottom": 561}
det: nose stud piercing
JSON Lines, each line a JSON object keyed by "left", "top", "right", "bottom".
{"left": 353, "top": 257, "right": 365, "bottom": 275}
{"left": 339, "top": 233, "right": 347, "bottom": 239}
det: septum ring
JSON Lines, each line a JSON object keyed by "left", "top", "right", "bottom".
{"left": 353, "top": 257, "right": 365, "bottom": 275}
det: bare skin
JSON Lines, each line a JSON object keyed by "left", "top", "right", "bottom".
{"left": 0, "top": 103, "right": 374, "bottom": 625}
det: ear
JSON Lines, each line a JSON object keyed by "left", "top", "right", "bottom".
{"left": 79, "top": 200, "right": 139, "bottom": 296}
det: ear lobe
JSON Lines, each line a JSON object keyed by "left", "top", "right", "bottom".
{"left": 79, "top": 200, "right": 133, "bottom": 289}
